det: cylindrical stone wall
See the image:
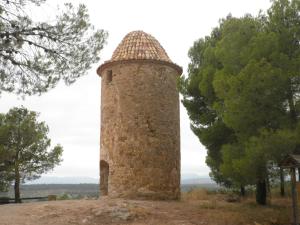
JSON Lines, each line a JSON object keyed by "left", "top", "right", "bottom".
{"left": 100, "top": 60, "right": 180, "bottom": 200}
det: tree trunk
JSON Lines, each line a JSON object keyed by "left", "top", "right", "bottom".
{"left": 291, "top": 168, "right": 299, "bottom": 225}
{"left": 280, "top": 168, "right": 285, "bottom": 197}
{"left": 266, "top": 175, "right": 271, "bottom": 205}
{"left": 14, "top": 167, "right": 21, "bottom": 203}
{"left": 256, "top": 179, "right": 267, "bottom": 205}
{"left": 240, "top": 185, "right": 246, "bottom": 197}
{"left": 287, "top": 85, "right": 297, "bottom": 127}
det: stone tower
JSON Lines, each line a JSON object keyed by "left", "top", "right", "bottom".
{"left": 97, "top": 31, "right": 182, "bottom": 200}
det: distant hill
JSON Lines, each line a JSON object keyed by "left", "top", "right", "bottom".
{"left": 26, "top": 176, "right": 99, "bottom": 184}
{"left": 0, "top": 184, "right": 99, "bottom": 198}
{"left": 181, "top": 178, "right": 214, "bottom": 185}
{"left": 0, "top": 174, "right": 218, "bottom": 198}
{"left": 181, "top": 173, "right": 215, "bottom": 184}
{"left": 25, "top": 174, "right": 215, "bottom": 185}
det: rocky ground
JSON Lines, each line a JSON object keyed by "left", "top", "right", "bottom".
{"left": 0, "top": 193, "right": 292, "bottom": 225}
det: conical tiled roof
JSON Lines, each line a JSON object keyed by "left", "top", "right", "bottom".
{"left": 111, "top": 31, "right": 172, "bottom": 62}
{"left": 97, "top": 31, "right": 182, "bottom": 75}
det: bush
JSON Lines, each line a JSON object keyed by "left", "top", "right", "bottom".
{"left": 182, "top": 188, "right": 209, "bottom": 201}
{"left": 57, "top": 193, "right": 71, "bottom": 200}
{"left": 48, "top": 195, "right": 57, "bottom": 201}
{"left": 0, "top": 197, "right": 10, "bottom": 204}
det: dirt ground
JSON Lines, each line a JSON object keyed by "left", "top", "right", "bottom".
{"left": 0, "top": 193, "right": 293, "bottom": 225}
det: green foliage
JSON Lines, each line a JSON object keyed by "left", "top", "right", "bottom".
{"left": 0, "top": 106, "right": 63, "bottom": 197}
{"left": 180, "top": 0, "right": 300, "bottom": 203}
{"left": 58, "top": 193, "right": 71, "bottom": 200}
{"left": 0, "top": 0, "right": 108, "bottom": 95}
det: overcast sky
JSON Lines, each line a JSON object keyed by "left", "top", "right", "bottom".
{"left": 0, "top": 0, "right": 272, "bottom": 179}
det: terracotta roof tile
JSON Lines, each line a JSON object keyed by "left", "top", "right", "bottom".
{"left": 97, "top": 31, "right": 183, "bottom": 75}
{"left": 110, "top": 31, "right": 172, "bottom": 63}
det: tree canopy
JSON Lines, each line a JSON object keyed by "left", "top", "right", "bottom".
{"left": 179, "top": 0, "right": 300, "bottom": 204}
{"left": 0, "top": 106, "right": 63, "bottom": 202}
{"left": 0, "top": 0, "right": 107, "bottom": 95}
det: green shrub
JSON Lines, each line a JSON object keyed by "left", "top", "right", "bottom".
{"left": 57, "top": 193, "right": 71, "bottom": 200}
{"left": 0, "top": 197, "right": 10, "bottom": 204}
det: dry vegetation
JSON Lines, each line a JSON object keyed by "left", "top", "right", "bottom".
{"left": 0, "top": 188, "right": 294, "bottom": 225}
{"left": 182, "top": 188, "right": 292, "bottom": 225}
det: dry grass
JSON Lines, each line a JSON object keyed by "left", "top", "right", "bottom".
{"left": 181, "top": 188, "right": 292, "bottom": 225}
{"left": 182, "top": 188, "right": 211, "bottom": 201}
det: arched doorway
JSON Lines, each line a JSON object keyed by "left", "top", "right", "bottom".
{"left": 100, "top": 160, "right": 109, "bottom": 195}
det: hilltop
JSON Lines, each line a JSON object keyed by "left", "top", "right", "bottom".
{"left": 0, "top": 190, "right": 291, "bottom": 225}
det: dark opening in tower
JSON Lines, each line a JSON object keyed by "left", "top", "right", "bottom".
{"left": 106, "top": 70, "right": 112, "bottom": 84}
{"left": 100, "top": 160, "right": 109, "bottom": 195}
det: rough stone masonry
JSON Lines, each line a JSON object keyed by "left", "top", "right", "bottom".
{"left": 97, "top": 31, "right": 182, "bottom": 200}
